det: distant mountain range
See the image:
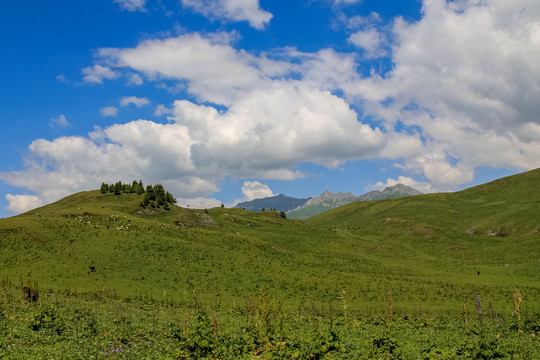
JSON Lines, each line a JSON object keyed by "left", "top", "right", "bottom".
{"left": 234, "top": 184, "right": 422, "bottom": 219}
{"left": 234, "top": 194, "right": 310, "bottom": 212}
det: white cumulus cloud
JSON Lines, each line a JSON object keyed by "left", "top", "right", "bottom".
{"left": 343, "top": 0, "right": 540, "bottom": 188}
{"left": 154, "top": 104, "right": 172, "bottom": 117}
{"left": 5, "top": 194, "right": 44, "bottom": 214}
{"left": 126, "top": 73, "right": 143, "bottom": 86}
{"left": 82, "top": 65, "right": 118, "bottom": 84}
{"left": 100, "top": 106, "right": 118, "bottom": 117}
{"left": 0, "top": 81, "right": 383, "bottom": 213}
{"left": 50, "top": 114, "right": 70, "bottom": 128}
{"left": 120, "top": 96, "right": 150, "bottom": 107}
{"left": 102, "top": 33, "right": 280, "bottom": 105}
{"left": 182, "top": 0, "right": 272, "bottom": 29}
{"left": 241, "top": 181, "right": 275, "bottom": 201}
{"left": 348, "top": 28, "right": 387, "bottom": 58}
{"left": 6, "top": 1, "right": 540, "bottom": 212}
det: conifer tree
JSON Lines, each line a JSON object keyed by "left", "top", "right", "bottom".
{"left": 166, "top": 191, "right": 176, "bottom": 204}
{"left": 154, "top": 184, "right": 166, "bottom": 206}
{"left": 145, "top": 185, "right": 155, "bottom": 201}
{"left": 114, "top": 181, "right": 122, "bottom": 195}
{"left": 131, "top": 180, "right": 139, "bottom": 194}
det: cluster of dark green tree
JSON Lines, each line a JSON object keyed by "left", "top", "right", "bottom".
{"left": 99, "top": 180, "right": 176, "bottom": 210}
{"left": 141, "top": 184, "right": 176, "bottom": 210}
{"left": 100, "top": 180, "right": 145, "bottom": 195}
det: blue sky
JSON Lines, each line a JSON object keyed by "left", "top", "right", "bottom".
{"left": 1, "top": 0, "right": 539, "bottom": 217}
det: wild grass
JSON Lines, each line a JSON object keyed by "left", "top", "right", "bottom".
{"left": 1, "top": 281, "right": 538, "bottom": 358}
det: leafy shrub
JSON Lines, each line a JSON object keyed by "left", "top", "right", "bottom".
{"left": 30, "top": 306, "right": 65, "bottom": 336}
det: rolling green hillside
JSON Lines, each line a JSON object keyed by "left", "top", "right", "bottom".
{"left": 309, "top": 167, "right": 540, "bottom": 237}
{"left": 1, "top": 170, "right": 540, "bottom": 358}
{"left": 307, "top": 169, "right": 540, "bottom": 302}
{"left": 1, "top": 170, "right": 540, "bottom": 309}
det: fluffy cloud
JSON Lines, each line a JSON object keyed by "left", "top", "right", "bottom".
{"left": 348, "top": 29, "right": 387, "bottom": 58}
{"left": 50, "top": 114, "right": 70, "bottom": 128}
{"left": 102, "top": 33, "right": 285, "bottom": 105}
{"left": 154, "top": 104, "right": 173, "bottom": 117}
{"left": 0, "top": 81, "right": 383, "bottom": 213}
{"left": 5, "top": 0, "right": 540, "bottom": 213}
{"left": 114, "top": 0, "right": 146, "bottom": 12}
{"left": 100, "top": 106, "right": 118, "bottom": 117}
{"left": 82, "top": 65, "right": 118, "bottom": 84}
{"left": 126, "top": 73, "right": 143, "bottom": 86}
{"left": 120, "top": 96, "right": 150, "bottom": 107}
{"left": 241, "top": 181, "right": 275, "bottom": 201}
{"left": 347, "top": 0, "right": 540, "bottom": 187}
{"left": 181, "top": 0, "right": 272, "bottom": 29}
{"left": 172, "top": 84, "right": 383, "bottom": 175}
{"left": 5, "top": 194, "right": 44, "bottom": 214}
{"left": 1, "top": 123, "right": 195, "bottom": 211}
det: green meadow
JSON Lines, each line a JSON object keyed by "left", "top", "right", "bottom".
{"left": 1, "top": 170, "right": 540, "bottom": 358}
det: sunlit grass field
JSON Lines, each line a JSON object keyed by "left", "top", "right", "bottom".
{"left": 1, "top": 169, "right": 540, "bottom": 358}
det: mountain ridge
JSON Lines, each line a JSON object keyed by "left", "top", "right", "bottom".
{"left": 234, "top": 183, "right": 422, "bottom": 218}
{"left": 287, "top": 183, "right": 423, "bottom": 219}
{"left": 234, "top": 193, "right": 311, "bottom": 212}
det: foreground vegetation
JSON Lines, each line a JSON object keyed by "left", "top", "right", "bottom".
{"left": 1, "top": 279, "right": 538, "bottom": 359}
{"left": 1, "top": 170, "right": 540, "bottom": 357}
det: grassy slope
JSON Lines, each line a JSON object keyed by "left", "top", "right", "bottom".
{"left": 307, "top": 168, "right": 540, "bottom": 310}
{"left": 1, "top": 169, "right": 540, "bottom": 315}
{"left": 1, "top": 191, "right": 351, "bottom": 307}
{"left": 286, "top": 204, "right": 334, "bottom": 220}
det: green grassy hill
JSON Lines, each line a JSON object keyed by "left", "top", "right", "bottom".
{"left": 1, "top": 170, "right": 540, "bottom": 358}
{"left": 308, "top": 167, "right": 540, "bottom": 235}
{"left": 1, "top": 170, "right": 540, "bottom": 309}
{"left": 306, "top": 168, "right": 540, "bottom": 303}
{"left": 286, "top": 203, "right": 334, "bottom": 220}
